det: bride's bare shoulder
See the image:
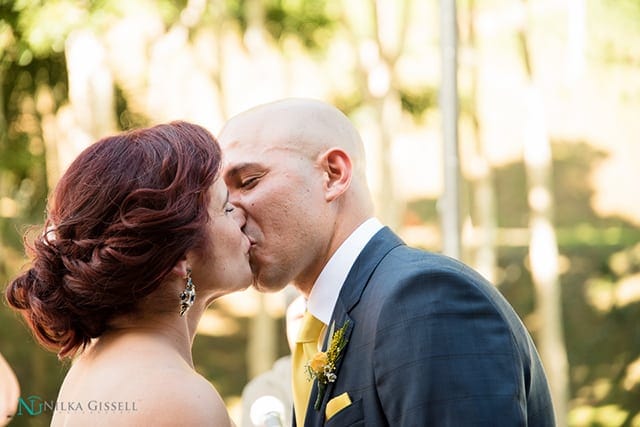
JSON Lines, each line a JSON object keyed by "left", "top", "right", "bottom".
{"left": 131, "top": 369, "right": 232, "bottom": 427}
{"left": 58, "top": 360, "right": 232, "bottom": 426}
{"left": 55, "top": 338, "right": 234, "bottom": 426}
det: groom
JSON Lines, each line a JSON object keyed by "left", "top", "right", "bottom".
{"left": 220, "top": 98, "right": 556, "bottom": 426}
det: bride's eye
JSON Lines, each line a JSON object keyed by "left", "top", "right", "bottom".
{"left": 224, "top": 204, "right": 235, "bottom": 214}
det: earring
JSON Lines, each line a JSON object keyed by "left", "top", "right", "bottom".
{"left": 179, "top": 268, "right": 196, "bottom": 317}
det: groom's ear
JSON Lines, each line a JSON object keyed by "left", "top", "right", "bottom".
{"left": 320, "top": 148, "right": 352, "bottom": 202}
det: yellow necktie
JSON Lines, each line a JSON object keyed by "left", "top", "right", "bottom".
{"left": 292, "top": 311, "right": 325, "bottom": 427}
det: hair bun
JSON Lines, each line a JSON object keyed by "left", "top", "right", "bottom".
{"left": 6, "top": 234, "right": 107, "bottom": 357}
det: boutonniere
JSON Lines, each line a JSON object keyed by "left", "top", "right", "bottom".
{"left": 305, "top": 320, "right": 350, "bottom": 410}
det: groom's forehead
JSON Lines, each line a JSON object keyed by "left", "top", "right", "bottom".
{"left": 222, "top": 145, "right": 303, "bottom": 180}
{"left": 226, "top": 141, "right": 301, "bottom": 161}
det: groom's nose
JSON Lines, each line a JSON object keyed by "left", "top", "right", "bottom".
{"left": 227, "top": 186, "right": 242, "bottom": 206}
{"left": 231, "top": 203, "right": 247, "bottom": 228}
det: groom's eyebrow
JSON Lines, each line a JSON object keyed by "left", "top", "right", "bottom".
{"left": 225, "top": 162, "right": 260, "bottom": 180}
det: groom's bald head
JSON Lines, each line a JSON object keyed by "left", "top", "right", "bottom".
{"left": 219, "top": 98, "right": 368, "bottom": 180}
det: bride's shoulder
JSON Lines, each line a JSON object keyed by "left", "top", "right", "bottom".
{"left": 57, "top": 337, "right": 234, "bottom": 426}
{"left": 138, "top": 369, "right": 233, "bottom": 426}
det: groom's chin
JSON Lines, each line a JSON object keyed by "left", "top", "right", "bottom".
{"left": 251, "top": 281, "right": 275, "bottom": 293}
{"left": 251, "top": 278, "right": 286, "bottom": 294}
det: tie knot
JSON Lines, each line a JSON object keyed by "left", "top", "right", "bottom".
{"left": 297, "top": 311, "right": 324, "bottom": 343}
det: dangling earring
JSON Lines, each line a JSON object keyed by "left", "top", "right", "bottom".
{"left": 179, "top": 268, "right": 196, "bottom": 317}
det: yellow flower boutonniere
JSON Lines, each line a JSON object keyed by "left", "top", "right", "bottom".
{"left": 305, "top": 320, "right": 350, "bottom": 410}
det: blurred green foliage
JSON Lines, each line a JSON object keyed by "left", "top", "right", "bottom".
{"left": 228, "top": 0, "right": 336, "bottom": 49}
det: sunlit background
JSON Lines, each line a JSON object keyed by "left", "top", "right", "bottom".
{"left": 1, "top": 0, "right": 639, "bottom": 426}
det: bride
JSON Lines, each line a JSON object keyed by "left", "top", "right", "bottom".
{"left": 5, "top": 121, "right": 251, "bottom": 426}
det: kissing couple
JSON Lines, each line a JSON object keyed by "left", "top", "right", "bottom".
{"left": 6, "top": 99, "right": 556, "bottom": 426}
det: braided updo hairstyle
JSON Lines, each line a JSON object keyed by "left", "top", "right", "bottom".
{"left": 5, "top": 121, "right": 221, "bottom": 358}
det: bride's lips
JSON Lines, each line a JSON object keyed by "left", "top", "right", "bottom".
{"left": 246, "top": 236, "right": 257, "bottom": 254}
{"left": 240, "top": 234, "right": 252, "bottom": 253}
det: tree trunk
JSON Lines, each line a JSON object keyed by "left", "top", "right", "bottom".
{"left": 464, "top": 0, "right": 497, "bottom": 281}
{"left": 566, "top": 0, "right": 586, "bottom": 83}
{"left": 42, "top": 30, "right": 117, "bottom": 187}
{"left": 367, "top": 0, "right": 411, "bottom": 231}
{"left": 518, "top": 2, "right": 569, "bottom": 423}
{"left": 439, "top": 0, "right": 462, "bottom": 259}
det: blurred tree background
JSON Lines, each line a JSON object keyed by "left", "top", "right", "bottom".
{"left": 1, "top": 0, "right": 639, "bottom": 426}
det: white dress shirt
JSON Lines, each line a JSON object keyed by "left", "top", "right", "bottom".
{"left": 306, "top": 217, "right": 384, "bottom": 325}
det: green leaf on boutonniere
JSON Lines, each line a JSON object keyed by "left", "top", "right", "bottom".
{"left": 305, "top": 319, "right": 350, "bottom": 410}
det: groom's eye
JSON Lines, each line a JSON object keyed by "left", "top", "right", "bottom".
{"left": 240, "top": 176, "right": 259, "bottom": 189}
{"left": 240, "top": 174, "right": 262, "bottom": 190}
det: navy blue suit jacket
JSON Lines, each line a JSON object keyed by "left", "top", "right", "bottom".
{"left": 300, "top": 227, "right": 555, "bottom": 426}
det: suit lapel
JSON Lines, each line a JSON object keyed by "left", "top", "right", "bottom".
{"left": 323, "top": 227, "right": 402, "bottom": 352}
{"left": 305, "top": 227, "right": 404, "bottom": 425}
{"left": 332, "top": 227, "right": 404, "bottom": 313}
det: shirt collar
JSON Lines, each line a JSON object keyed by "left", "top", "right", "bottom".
{"left": 307, "top": 217, "right": 384, "bottom": 325}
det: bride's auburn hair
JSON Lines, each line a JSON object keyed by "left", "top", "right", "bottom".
{"left": 5, "top": 121, "right": 221, "bottom": 358}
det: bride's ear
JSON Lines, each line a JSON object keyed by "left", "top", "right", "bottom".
{"left": 171, "top": 258, "right": 190, "bottom": 278}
